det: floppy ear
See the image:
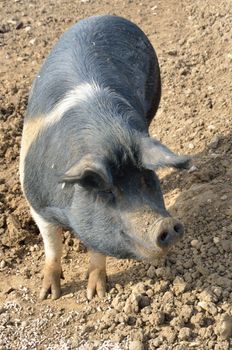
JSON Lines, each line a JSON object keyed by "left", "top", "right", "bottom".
{"left": 60, "top": 154, "right": 112, "bottom": 189}
{"left": 141, "top": 137, "right": 191, "bottom": 170}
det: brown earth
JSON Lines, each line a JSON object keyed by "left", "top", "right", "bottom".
{"left": 0, "top": 0, "right": 232, "bottom": 349}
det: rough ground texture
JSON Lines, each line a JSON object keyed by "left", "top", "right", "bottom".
{"left": 0, "top": 0, "right": 232, "bottom": 349}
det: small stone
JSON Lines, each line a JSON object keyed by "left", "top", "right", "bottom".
{"left": 208, "top": 125, "right": 216, "bottom": 131}
{"left": 0, "top": 307, "right": 6, "bottom": 315}
{"left": 132, "top": 282, "right": 146, "bottom": 295}
{"left": 179, "top": 304, "right": 194, "bottom": 322}
{"left": 62, "top": 293, "right": 74, "bottom": 299}
{"left": 155, "top": 267, "right": 171, "bottom": 279}
{"left": 212, "top": 286, "right": 222, "bottom": 298}
{"left": 129, "top": 340, "right": 144, "bottom": 350}
{"left": 209, "top": 135, "right": 220, "bottom": 149}
{"left": 21, "top": 320, "right": 28, "bottom": 328}
{"left": 191, "top": 239, "right": 200, "bottom": 248}
{"left": 115, "top": 284, "right": 123, "bottom": 292}
{"left": 167, "top": 49, "right": 177, "bottom": 56}
{"left": 188, "top": 143, "right": 195, "bottom": 149}
{"left": 221, "top": 239, "right": 231, "bottom": 252}
{"left": 124, "top": 294, "right": 139, "bottom": 314}
{"left": 198, "top": 301, "right": 217, "bottom": 315}
{"left": 220, "top": 314, "right": 232, "bottom": 339}
{"left": 178, "top": 327, "right": 192, "bottom": 340}
{"left": 213, "top": 237, "right": 220, "bottom": 244}
{"left": 0, "top": 260, "right": 6, "bottom": 268}
{"left": 112, "top": 295, "right": 124, "bottom": 311}
{"left": 29, "top": 38, "right": 36, "bottom": 45}
{"left": 188, "top": 165, "right": 198, "bottom": 173}
{"left": 139, "top": 295, "right": 150, "bottom": 309}
{"left": 220, "top": 195, "right": 228, "bottom": 201}
{"left": 15, "top": 21, "right": 24, "bottom": 30}
{"left": 198, "top": 290, "right": 217, "bottom": 303}
{"left": 147, "top": 265, "right": 156, "bottom": 278}
{"left": 0, "top": 24, "right": 10, "bottom": 33}
{"left": 173, "top": 276, "right": 187, "bottom": 295}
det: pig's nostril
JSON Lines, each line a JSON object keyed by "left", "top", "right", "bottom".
{"left": 173, "top": 223, "right": 184, "bottom": 236}
{"left": 159, "top": 231, "right": 169, "bottom": 242}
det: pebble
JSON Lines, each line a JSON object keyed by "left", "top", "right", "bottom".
{"left": 212, "top": 286, "right": 222, "bottom": 298}
{"left": 198, "top": 301, "right": 217, "bottom": 315}
{"left": 191, "top": 239, "right": 200, "bottom": 248}
{"left": 15, "top": 21, "right": 23, "bottom": 30}
{"left": 220, "top": 314, "right": 232, "bottom": 339}
{"left": 62, "top": 293, "right": 74, "bottom": 299}
{"left": 220, "top": 195, "right": 227, "bottom": 200}
{"left": 209, "top": 135, "right": 220, "bottom": 149}
{"left": 124, "top": 294, "right": 139, "bottom": 314}
{"left": 0, "top": 307, "right": 6, "bottom": 315}
{"left": 221, "top": 239, "right": 231, "bottom": 252}
{"left": 188, "top": 165, "right": 198, "bottom": 173}
{"left": 178, "top": 327, "right": 192, "bottom": 340}
{"left": 167, "top": 49, "right": 177, "bottom": 56}
{"left": 147, "top": 265, "right": 156, "bottom": 278}
{"left": 173, "top": 276, "right": 187, "bottom": 295}
{"left": 188, "top": 143, "right": 195, "bottom": 149}
{"left": 129, "top": 340, "right": 144, "bottom": 350}
{"left": 21, "top": 320, "right": 28, "bottom": 328}
{"left": 213, "top": 237, "right": 220, "bottom": 244}
{"left": 0, "top": 260, "right": 6, "bottom": 268}
{"left": 29, "top": 38, "right": 36, "bottom": 45}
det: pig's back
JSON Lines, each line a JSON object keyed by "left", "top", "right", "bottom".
{"left": 27, "top": 15, "right": 160, "bottom": 122}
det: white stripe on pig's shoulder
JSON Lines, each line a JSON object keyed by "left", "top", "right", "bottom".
{"left": 44, "top": 81, "right": 131, "bottom": 127}
{"left": 45, "top": 82, "right": 99, "bottom": 126}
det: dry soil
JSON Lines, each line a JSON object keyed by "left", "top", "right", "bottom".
{"left": 0, "top": 0, "right": 232, "bottom": 349}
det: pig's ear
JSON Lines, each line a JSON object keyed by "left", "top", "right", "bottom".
{"left": 60, "top": 154, "right": 112, "bottom": 189}
{"left": 141, "top": 137, "right": 191, "bottom": 170}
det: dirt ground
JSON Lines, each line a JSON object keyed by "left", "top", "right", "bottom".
{"left": 0, "top": 0, "right": 232, "bottom": 349}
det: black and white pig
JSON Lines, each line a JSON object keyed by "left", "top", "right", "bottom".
{"left": 20, "top": 15, "right": 190, "bottom": 300}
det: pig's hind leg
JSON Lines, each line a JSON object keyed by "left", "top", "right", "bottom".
{"left": 87, "top": 251, "right": 106, "bottom": 300}
{"left": 31, "top": 208, "right": 63, "bottom": 300}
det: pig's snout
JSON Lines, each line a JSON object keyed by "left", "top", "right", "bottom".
{"left": 155, "top": 217, "right": 184, "bottom": 249}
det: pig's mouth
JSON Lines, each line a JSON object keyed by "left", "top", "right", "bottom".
{"left": 121, "top": 229, "right": 170, "bottom": 262}
{"left": 134, "top": 241, "right": 170, "bottom": 262}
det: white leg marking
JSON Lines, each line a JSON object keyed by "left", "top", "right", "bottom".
{"left": 31, "top": 208, "right": 62, "bottom": 262}
{"left": 31, "top": 208, "right": 63, "bottom": 300}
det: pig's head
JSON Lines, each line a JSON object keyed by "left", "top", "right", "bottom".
{"left": 61, "top": 134, "right": 190, "bottom": 262}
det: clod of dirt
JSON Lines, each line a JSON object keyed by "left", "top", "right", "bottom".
{"left": 128, "top": 340, "right": 144, "bottom": 350}
{"left": 208, "top": 135, "right": 220, "bottom": 149}
{"left": 146, "top": 265, "right": 156, "bottom": 278}
{"left": 1, "top": 0, "right": 232, "bottom": 349}
{"left": 172, "top": 276, "right": 187, "bottom": 295}
{"left": 220, "top": 314, "right": 232, "bottom": 339}
{"left": 178, "top": 327, "right": 192, "bottom": 340}
{"left": 198, "top": 301, "right": 218, "bottom": 316}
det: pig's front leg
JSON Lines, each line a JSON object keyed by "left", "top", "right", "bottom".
{"left": 31, "top": 208, "right": 63, "bottom": 300}
{"left": 87, "top": 251, "right": 106, "bottom": 300}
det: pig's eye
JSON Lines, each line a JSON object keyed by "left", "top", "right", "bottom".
{"left": 97, "top": 190, "right": 115, "bottom": 202}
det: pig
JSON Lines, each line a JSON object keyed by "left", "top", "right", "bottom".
{"left": 20, "top": 15, "right": 191, "bottom": 300}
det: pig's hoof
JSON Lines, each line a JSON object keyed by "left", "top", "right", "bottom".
{"left": 87, "top": 268, "right": 107, "bottom": 300}
{"left": 39, "top": 265, "right": 63, "bottom": 300}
